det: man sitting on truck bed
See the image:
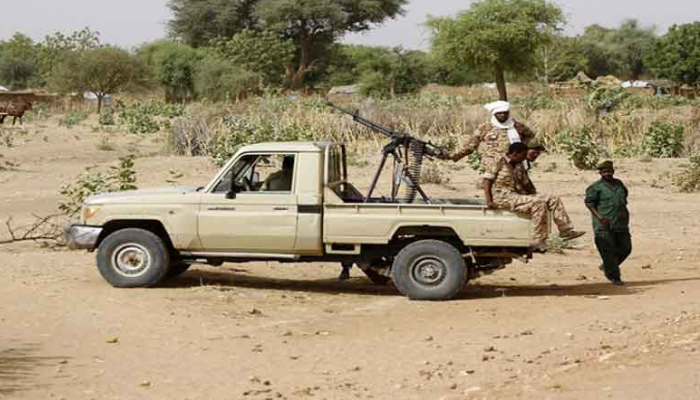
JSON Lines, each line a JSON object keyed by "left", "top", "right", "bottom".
{"left": 484, "top": 142, "right": 585, "bottom": 251}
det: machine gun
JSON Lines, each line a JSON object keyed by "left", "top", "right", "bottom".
{"left": 326, "top": 100, "right": 445, "bottom": 204}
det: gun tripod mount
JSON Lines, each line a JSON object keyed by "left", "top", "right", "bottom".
{"left": 326, "top": 100, "right": 445, "bottom": 204}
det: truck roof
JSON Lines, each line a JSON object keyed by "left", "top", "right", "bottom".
{"left": 240, "top": 141, "right": 333, "bottom": 153}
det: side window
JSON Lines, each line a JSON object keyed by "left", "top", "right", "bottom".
{"left": 212, "top": 154, "right": 296, "bottom": 194}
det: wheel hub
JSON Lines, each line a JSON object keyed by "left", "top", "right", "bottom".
{"left": 411, "top": 257, "right": 447, "bottom": 286}
{"left": 113, "top": 243, "right": 151, "bottom": 277}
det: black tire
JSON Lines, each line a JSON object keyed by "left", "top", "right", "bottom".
{"left": 96, "top": 228, "right": 170, "bottom": 288}
{"left": 166, "top": 260, "right": 192, "bottom": 278}
{"left": 362, "top": 268, "right": 392, "bottom": 285}
{"left": 391, "top": 240, "right": 467, "bottom": 301}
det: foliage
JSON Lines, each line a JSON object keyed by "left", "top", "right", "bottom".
{"left": 586, "top": 87, "right": 631, "bottom": 112}
{"left": 138, "top": 40, "right": 200, "bottom": 102}
{"left": 167, "top": 0, "right": 260, "bottom": 47}
{"left": 358, "top": 47, "right": 430, "bottom": 97}
{"left": 0, "top": 33, "right": 40, "bottom": 89}
{"left": 646, "top": 22, "right": 700, "bottom": 85}
{"left": 581, "top": 20, "right": 656, "bottom": 79}
{"left": 427, "top": 0, "right": 565, "bottom": 100}
{"left": 210, "top": 30, "right": 294, "bottom": 86}
{"left": 194, "top": 56, "right": 262, "bottom": 102}
{"left": 99, "top": 107, "right": 116, "bottom": 126}
{"left": 49, "top": 46, "right": 148, "bottom": 112}
{"left": 642, "top": 123, "right": 684, "bottom": 158}
{"left": 532, "top": 35, "right": 588, "bottom": 84}
{"left": 116, "top": 100, "right": 184, "bottom": 134}
{"left": 37, "top": 28, "right": 101, "bottom": 82}
{"left": 58, "top": 155, "right": 138, "bottom": 217}
{"left": 58, "top": 110, "right": 89, "bottom": 128}
{"left": 556, "top": 125, "right": 607, "bottom": 170}
{"left": 673, "top": 155, "right": 700, "bottom": 193}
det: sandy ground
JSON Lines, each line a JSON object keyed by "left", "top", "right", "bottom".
{"left": 1, "top": 115, "right": 700, "bottom": 400}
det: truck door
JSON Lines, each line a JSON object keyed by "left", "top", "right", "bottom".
{"left": 197, "top": 153, "right": 299, "bottom": 253}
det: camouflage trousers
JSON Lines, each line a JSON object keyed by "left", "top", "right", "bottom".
{"left": 494, "top": 193, "right": 574, "bottom": 245}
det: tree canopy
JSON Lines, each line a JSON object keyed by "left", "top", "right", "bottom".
{"left": 167, "top": 0, "right": 407, "bottom": 88}
{"left": 427, "top": 0, "right": 565, "bottom": 100}
{"left": 646, "top": 22, "right": 700, "bottom": 85}
{"left": 580, "top": 20, "right": 656, "bottom": 79}
{"left": 49, "top": 46, "right": 148, "bottom": 112}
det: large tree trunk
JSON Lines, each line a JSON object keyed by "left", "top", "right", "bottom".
{"left": 97, "top": 95, "right": 103, "bottom": 113}
{"left": 495, "top": 64, "right": 508, "bottom": 101}
{"left": 290, "top": 35, "right": 311, "bottom": 89}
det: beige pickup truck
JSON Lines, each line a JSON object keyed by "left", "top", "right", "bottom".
{"left": 66, "top": 142, "right": 535, "bottom": 300}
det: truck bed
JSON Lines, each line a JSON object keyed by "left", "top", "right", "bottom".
{"left": 323, "top": 200, "right": 533, "bottom": 248}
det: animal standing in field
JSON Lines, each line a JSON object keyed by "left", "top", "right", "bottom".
{"left": 0, "top": 102, "right": 33, "bottom": 126}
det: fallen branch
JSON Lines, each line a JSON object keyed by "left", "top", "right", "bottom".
{"left": 0, "top": 214, "right": 68, "bottom": 246}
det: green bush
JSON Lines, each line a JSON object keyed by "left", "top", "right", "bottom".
{"left": 642, "top": 123, "right": 684, "bottom": 158}
{"left": 58, "top": 110, "right": 88, "bottom": 128}
{"left": 672, "top": 155, "right": 700, "bottom": 193}
{"left": 586, "top": 87, "right": 630, "bottom": 112}
{"left": 513, "top": 93, "right": 556, "bottom": 111}
{"left": 59, "top": 154, "right": 138, "bottom": 216}
{"left": 556, "top": 125, "right": 607, "bottom": 170}
{"left": 117, "top": 100, "right": 184, "bottom": 134}
{"left": 98, "top": 107, "right": 116, "bottom": 125}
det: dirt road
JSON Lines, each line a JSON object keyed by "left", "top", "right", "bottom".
{"left": 2, "top": 119, "right": 700, "bottom": 399}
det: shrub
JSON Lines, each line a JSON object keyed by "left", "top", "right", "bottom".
{"left": 116, "top": 100, "right": 183, "bottom": 134}
{"left": 59, "top": 154, "right": 137, "bottom": 216}
{"left": 556, "top": 125, "right": 607, "bottom": 170}
{"left": 673, "top": 155, "right": 700, "bottom": 193}
{"left": 642, "top": 122, "right": 684, "bottom": 158}
{"left": 58, "top": 110, "right": 88, "bottom": 128}
{"left": 586, "top": 87, "right": 630, "bottom": 113}
{"left": 99, "top": 107, "right": 116, "bottom": 125}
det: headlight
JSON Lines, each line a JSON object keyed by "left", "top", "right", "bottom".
{"left": 82, "top": 206, "right": 101, "bottom": 222}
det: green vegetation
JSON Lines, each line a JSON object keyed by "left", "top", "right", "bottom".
{"left": 673, "top": 155, "right": 700, "bottom": 193}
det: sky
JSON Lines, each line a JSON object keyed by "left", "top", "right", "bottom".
{"left": 1, "top": 0, "right": 699, "bottom": 50}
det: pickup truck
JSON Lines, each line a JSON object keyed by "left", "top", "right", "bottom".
{"left": 66, "top": 142, "right": 535, "bottom": 300}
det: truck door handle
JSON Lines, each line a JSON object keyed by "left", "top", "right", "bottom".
{"left": 273, "top": 207, "right": 288, "bottom": 211}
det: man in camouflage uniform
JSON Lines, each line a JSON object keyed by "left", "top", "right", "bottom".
{"left": 484, "top": 143, "right": 585, "bottom": 251}
{"left": 439, "top": 101, "right": 535, "bottom": 176}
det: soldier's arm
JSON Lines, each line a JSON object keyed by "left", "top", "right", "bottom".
{"left": 483, "top": 159, "right": 502, "bottom": 210}
{"left": 515, "top": 122, "right": 536, "bottom": 144}
{"left": 441, "top": 126, "right": 484, "bottom": 162}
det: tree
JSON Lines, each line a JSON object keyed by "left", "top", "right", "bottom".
{"left": 210, "top": 30, "right": 294, "bottom": 86}
{"left": 255, "top": 0, "right": 407, "bottom": 88}
{"left": 167, "top": 0, "right": 407, "bottom": 88}
{"left": 427, "top": 0, "right": 564, "bottom": 100}
{"left": 580, "top": 20, "right": 656, "bottom": 79}
{"left": 138, "top": 40, "right": 200, "bottom": 102}
{"left": 0, "top": 33, "right": 40, "bottom": 89}
{"left": 646, "top": 22, "right": 700, "bottom": 85}
{"left": 533, "top": 36, "right": 588, "bottom": 85}
{"left": 194, "top": 55, "right": 262, "bottom": 101}
{"left": 37, "top": 28, "right": 101, "bottom": 83}
{"left": 358, "top": 47, "right": 430, "bottom": 97}
{"left": 167, "top": 0, "right": 259, "bottom": 47}
{"left": 49, "top": 47, "right": 148, "bottom": 112}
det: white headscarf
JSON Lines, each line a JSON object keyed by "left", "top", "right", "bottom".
{"left": 484, "top": 101, "right": 520, "bottom": 144}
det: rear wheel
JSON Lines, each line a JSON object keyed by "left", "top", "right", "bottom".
{"left": 391, "top": 240, "right": 467, "bottom": 301}
{"left": 96, "top": 228, "right": 170, "bottom": 288}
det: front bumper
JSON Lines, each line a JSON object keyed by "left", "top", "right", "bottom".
{"left": 65, "top": 225, "right": 103, "bottom": 250}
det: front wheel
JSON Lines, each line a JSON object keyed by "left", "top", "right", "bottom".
{"left": 391, "top": 240, "right": 467, "bottom": 301}
{"left": 96, "top": 228, "right": 170, "bottom": 288}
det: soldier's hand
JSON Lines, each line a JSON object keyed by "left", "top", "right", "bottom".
{"left": 487, "top": 201, "right": 497, "bottom": 210}
{"left": 600, "top": 217, "right": 611, "bottom": 228}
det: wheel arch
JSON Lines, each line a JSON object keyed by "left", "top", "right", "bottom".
{"left": 96, "top": 219, "right": 175, "bottom": 251}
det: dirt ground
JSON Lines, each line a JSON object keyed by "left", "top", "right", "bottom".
{"left": 1, "top": 115, "right": 700, "bottom": 400}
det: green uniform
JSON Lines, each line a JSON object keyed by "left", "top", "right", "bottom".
{"left": 584, "top": 179, "right": 631, "bottom": 281}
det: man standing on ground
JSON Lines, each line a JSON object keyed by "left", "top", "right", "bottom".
{"left": 484, "top": 143, "right": 585, "bottom": 252}
{"left": 585, "top": 161, "right": 631, "bottom": 286}
{"left": 439, "top": 101, "right": 535, "bottom": 177}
